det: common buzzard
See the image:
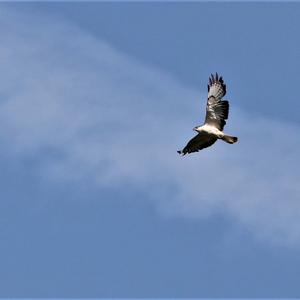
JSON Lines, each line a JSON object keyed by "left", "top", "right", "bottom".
{"left": 178, "top": 73, "right": 238, "bottom": 155}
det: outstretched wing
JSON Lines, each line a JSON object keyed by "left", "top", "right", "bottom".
{"left": 179, "top": 132, "right": 217, "bottom": 155}
{"left": 205, "top": 73, "right": 229, "bottom": 131}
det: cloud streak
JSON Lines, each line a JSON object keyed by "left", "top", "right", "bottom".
{"left": 1, "top": 8, "right": 300, "bottom": 246}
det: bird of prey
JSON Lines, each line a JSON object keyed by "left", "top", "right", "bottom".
{"left": 177, "top": 73, "right": 238, "bottom": 155}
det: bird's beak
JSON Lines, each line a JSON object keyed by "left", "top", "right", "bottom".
{"left": 193, "top": 127, "right": 197, "bottom": 131}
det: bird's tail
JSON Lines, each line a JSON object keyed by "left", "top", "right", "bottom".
{"left": 221, "top": 135, "right": 238, "bottom": 144}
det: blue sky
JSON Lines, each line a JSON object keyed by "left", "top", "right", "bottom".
{"left": 1, "top": 2, "right": 300, "bottom": 297}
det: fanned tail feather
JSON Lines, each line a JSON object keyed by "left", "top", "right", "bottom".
{"left": 221, "top": 135, "right": 238, "bottom": 144}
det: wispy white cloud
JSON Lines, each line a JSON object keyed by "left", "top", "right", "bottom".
{"left": 1, "top": 8, "right": 300, "bottom": 246}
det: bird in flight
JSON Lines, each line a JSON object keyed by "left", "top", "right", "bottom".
{"left": 178, "top": 73, "right": 238, "bottom": 155}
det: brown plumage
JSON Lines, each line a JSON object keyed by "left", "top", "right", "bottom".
{"left": 178, "top": 73, "right": 238, "bottom": 155}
